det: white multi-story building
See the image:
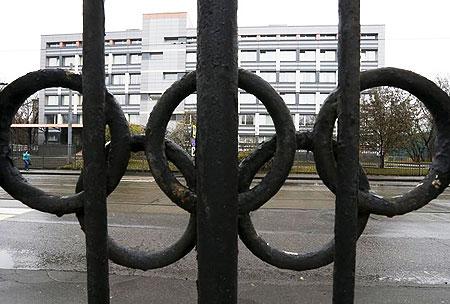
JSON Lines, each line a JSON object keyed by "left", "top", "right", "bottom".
{"left": 40, "top": 12, "right": 384, "bottom": 145}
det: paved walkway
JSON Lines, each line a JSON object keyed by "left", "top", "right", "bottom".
{"left": 0, "top": 269, "right": 448, "bottom": 304}
{"left": 19, "top": 169, "right": 425, "bottom": 183}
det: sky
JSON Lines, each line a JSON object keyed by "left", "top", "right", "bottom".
{"left": 0, "top": 0, "right": 449, "bottom": 83}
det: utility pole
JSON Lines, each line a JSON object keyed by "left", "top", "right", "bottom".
{"left": 67, "top": 64, "right": 73, "bottom": 163}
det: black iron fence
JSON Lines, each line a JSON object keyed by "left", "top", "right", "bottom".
{"left": 1, "top": 0, "right": 449, "bottom": 303}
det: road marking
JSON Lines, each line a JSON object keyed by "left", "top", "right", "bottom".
{"left": 120, "top": 177, "right": 155, "bottom": 183}
{"left": 0, "top": 207, "right": 32, "bottom": 221}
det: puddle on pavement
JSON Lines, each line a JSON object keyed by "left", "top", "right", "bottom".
{"left": 0, "top": 250, "right": 14, "bottom": 269}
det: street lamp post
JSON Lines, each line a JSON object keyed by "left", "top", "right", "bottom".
{"left": 67, "top": 64, "right": 73, "bottom": 163}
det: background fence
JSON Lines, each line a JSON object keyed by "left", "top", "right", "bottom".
{"left": 10, "top": 143, "right": 430, "bottom": 176}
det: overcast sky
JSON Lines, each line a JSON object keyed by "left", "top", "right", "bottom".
{"left": 1, "top": 0, "right": 449, "bottom": 83}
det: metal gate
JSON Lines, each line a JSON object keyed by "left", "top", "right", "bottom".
{"left": 1, "top": 0, "right": 449, "bottom": 303}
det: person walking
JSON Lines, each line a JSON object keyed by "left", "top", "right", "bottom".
{"left": 22, "top": 150, "right": 31, "bottom": 171}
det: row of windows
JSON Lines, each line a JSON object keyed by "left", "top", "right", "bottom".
{"left": 183, "top": 92, "right": 326, "bottom": 106}
{"left": 45, "top": 94, "right": 141, "bottom": 106}
{"left": 184, "top": 33, "right": 377, "bottom": 43}
{"left": 46, "top": 39, "right": 142, "bottom": 49}
{"left": 45, "top": 113, "right": 140, "bottom": 125}
{"left": 105, "top": 74, "right": 141, "bottom": 85}
{"left": 46, "top": 54, "right": 141, "bottom": 67}
{"left": 238, "top": 114, "right": 316, "bottom": 127}
{"left": 186, "top": 49, "right": 377, "bottom": 62}
{"left": 256, "top": 71, "right": 336, "bottom": 83}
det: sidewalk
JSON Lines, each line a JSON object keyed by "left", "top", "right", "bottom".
{"left": 0, "top": 269, "right": 448, "bottom": 304}
{"left": 19, "top": 169, "right": 425, "bottom": 183}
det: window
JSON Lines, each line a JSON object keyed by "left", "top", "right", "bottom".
{"left": 61, "top": 114, "right": 69, "bottom": 124}
{"left": 130, "top": 39, "right": 142, "bottom": 45}
{"left": 163, "top": 72, "right": 178, "bottom": 81}
{"left": 299, "top": 72, "right": 316, "bottom": 83}
{"left": 320, "top": 34, "right": 337, "bottom": 40}
{"left": 164, "top": 36, "right": 186, "bottom": 44}
{"left": 279, "top": 71, "right": 296, "bottom": 83}
{"left": 300, "top": 34, "right": 316, "bottom": 40}
{"left": 239, "top": 93, "right": 256, "bottom": 104}
{"left": 320, "top": 50, "right": 336, "bottom": 62}
{"left": 280, "top": 93, "right": 296, "bottom": 104}
{"left": 319, "top": 72, "right": 336, "bottom": 83}
{"left": 361, "top": 33, "right": 378, "bottom": 40}
{"left": 65, "top": 41, "right": 77, "bottom": 47}
{"left": 170, "top": 114, "right": 184, "bottom": 121}
{"left": 113, "top": 54, "right": 127, "bottom": 65}
{"left": 259, "top": 50, "right": 276, "bottom": 61}
{"left": 130, "top": 54, "right": 141, "bottom": 64}
{"left": 105, "top": 75, "right": 110, "bottom": 85}
{"left": 280, "top": 34, "right": 296, "bottom": 38}
{"left": 240, "top": 35, "right": 257, "bottom": 39}
{"left": 129, "top": 114, "right": 140, "bottom": 124}
{"left": 62, "top": 95, "right": 71, "bottom": 106}
{"left": 317, "top": 93, "right": 328, "bottom": 107}
{"left": 239, "top": 114, "right": 254, "bottom": 125}
{"left": 47, "top": 57, "right": 59, "bottom": 67}
{"left": 115, "top": 94, "right": 126, "bottom": 105}
{"left": 361, "top": 50, "right": 377, "bottom": 61}
{"left": 47, "top": 42, "right": 59, "bottom": 48}
{"left": 299, "top": 50, "right": 316, "bottom": 61}
{"left": 46, "top": 95, "right": 59, "bottom": 105}
{"left": 299, "top": 114, "right": 316, "bottom": 127}
{"left": 62, "top": 114, "right": 81, "bottom": 124}
{"left": 186, "top": 52, "right": 196, "bottom": 62}
{"left": 112, "top": 74, "right": 125, "bottom": 85}
{"left": 239, "top": 136, "right": 257, "bottom": 144}
{"left": 62, "top": 56, "right": 75, "bottom": 67}
{"left": 259, "top": 114, "right": 274, "bottom": 126}
{"left": 260, "top": 71, "right": 277, "bottom": 83}
{"left": 128, "top": 94, "right": 141, "bottom": 105}
{"left": 299, "top": 94, "right": 316, "bottom": 105}
{"left": 240, "top": 50, "right": 257, "bottom": 61}
{"left": 129, "top": 74, "right": 141, "bottom": 85}
{"left": 45, "top": 114, "right": 57, "bottom": 124}
{"left": 47, "top": 133, "right": 59, "bottom": 142}
{"left": 280, "top": 50, "right": 297, "bottom": 61}
{"left": 260, "top": 34, "right": 276, "bottom": 38}
{"left": 114, "top": 40, "right": 127, "bottom": 45}
{"left": 149, "top": 52, "right": 163, "bottom": 60}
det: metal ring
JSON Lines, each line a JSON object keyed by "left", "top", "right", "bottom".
{"left": 0, "top": 69, "right": 129, "bottom": 215}
{"left": 237, "top": 132, "right": 370, "bottom": 270}
{"left": 145, "top": 68, "right": 296, "bottom": 213}
{"left": 313, "top": 67, "right": 450, "bottom": 216}
{"left": 76, "top": 135, "right": 196, "bottom": 270}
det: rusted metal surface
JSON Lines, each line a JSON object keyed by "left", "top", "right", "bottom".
{"left": 334, "top": 0, "right": 361, "bottom": 302}
{"left": 1, "top": 1, "right": 450, "bottom": 303}
{"left": 82, "top": 0, "right": 110, "bottom": 302}
{"left": 196, "top": 0, "right": 239, "bottom": 302}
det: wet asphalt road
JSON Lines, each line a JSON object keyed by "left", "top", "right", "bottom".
{"left": 0, "top": 174, "right": 449, "bottom": 289}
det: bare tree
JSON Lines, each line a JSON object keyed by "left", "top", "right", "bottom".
{"left": 360, "top": 87, "right": 415, "bottom": 168}
{"left": 166, "top": 113, "right": 196, "bottom": 154}
{"left": 11, "top": 95, "right": 39, "bottom": 145}
{"left": 405, "top": 76, "right": 450, "bottom": 162}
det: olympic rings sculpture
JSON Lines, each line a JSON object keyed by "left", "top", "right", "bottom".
{"left": 0, "top": 67, "right": 449, "bottom": 271}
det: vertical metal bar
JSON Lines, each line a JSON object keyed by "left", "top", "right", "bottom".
{"left": 333, "top": 0, "right": 360, "bottom": 303}
{"left": 82, "top": 0, "right": 109, "bottom": 303}
{"left": 196, "top": 0, "right": 238, "bottom": 303}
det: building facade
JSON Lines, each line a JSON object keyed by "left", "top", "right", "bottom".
{"left": 39, "top": 12, "right": 384, "bottom": 145}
